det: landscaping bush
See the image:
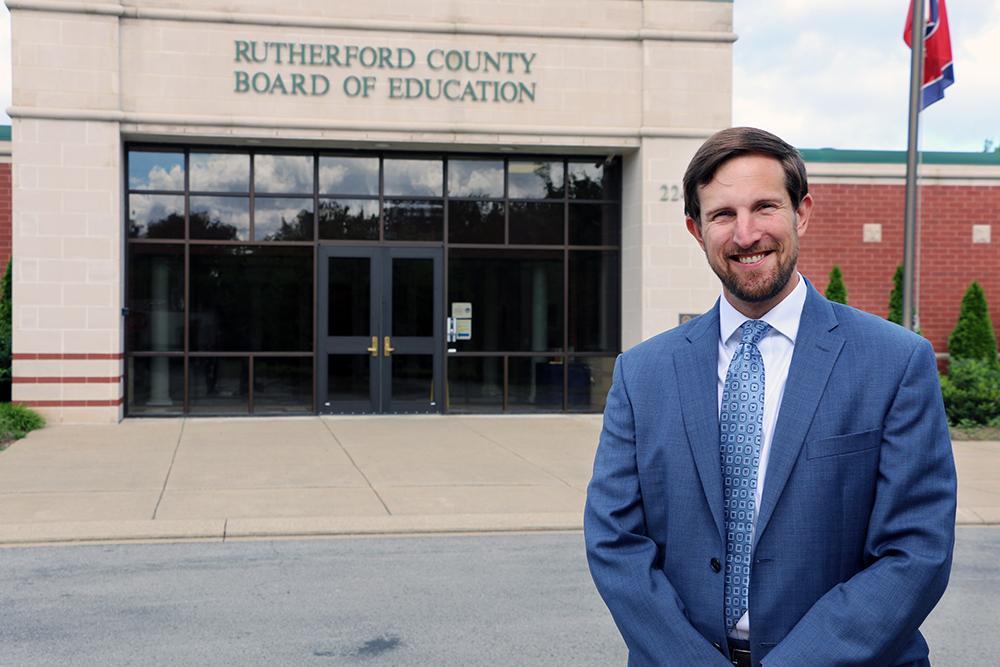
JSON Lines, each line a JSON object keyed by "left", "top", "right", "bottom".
{"left": 0, "top": 260, "right": 10, "bottom": 402}
{"left": 948, "top": 281, "right": 998, "bottom": 367}
{"left": 939, "top": 358, "right": 1000, "bottom": 427}
{"left": 825, "top": 265, "right": 847, "bottom": 304}
{"left": 887, "top": 265, "right": 904, "bottom": 325}
{"left": 0, "top": 402, "right": 45, "bottom": 442}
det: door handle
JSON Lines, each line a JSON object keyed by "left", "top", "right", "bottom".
{"left": 384, "top": 336, "right": 395, "bottom": 356}
{"left": 367, "top": 336, "right": 378, "bottom": 357}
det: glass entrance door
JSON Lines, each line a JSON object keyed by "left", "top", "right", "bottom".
{"left": 318, "top": 246, "right": 442, "bottom": 414}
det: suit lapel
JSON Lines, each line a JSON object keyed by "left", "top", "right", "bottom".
{"left": 674, "top": 303, "right": 725, "bottom": 542}
{"left": 754, "top": 285, "right": 844, "bottom": 548}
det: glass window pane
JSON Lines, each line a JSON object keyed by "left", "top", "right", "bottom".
{"left": 190, "top": 152, "right": 250, "bottom": 192}
{"left": 318, "top": 199, "right": 379, "bottom": 241}
{"left": 328, "top": 257, "right": 371, "bottom": 337}
{"left": 448, "top": 201, "right": 503, "bottom": 244}
{"left": 569, "top": 250, "right": 620, "bottom": 353}
{"left": 568, "top": 357, "right": 615, "bottom": 412}
{"left": 391, "top": 355, "right": 435, "bottom": 409}
{"left": 189, "top": 357, "right": 249, "bottom": 415}
{"left": 384, "top": 200, "right": 443, "bottom": 241}
{"left": 508, "top": 356, "right": 564, "bottom": 411}
{"left": 568, "top": 160, "right": 619, "bottom": 200}
{"left": 508, "top": 160, "right": 564, "bottom": 199}
{"left": 127, "top": 244, "right": 184, "bottom": 352}
{"left": 447, "top": 356, "right": 503, "bottom": 413}
{"left": 509, "top": 201, "right": 563, "bottom": 245}
{"left": 392, "top": 258, "right": 433, "bottom": 337}
{"left": 254, "top": 154, "right": 314, "bottom": 194}
{"left": 569, "top": 203, "right": 620, "bottom": 246}
{"left": 327, "top": 355, "right": 371, "bottom": 405}
{"left": 448, "top": 249, "right": 563, "bottom": 352}
{"left": 255, "top": 196, "right": 313, "bottom": 241}
{"left": 128, "top": 151, "right": 184, "bottom": 191}
{"left": 448, "top": 159, "right": 503, "bottom": 198}
{"left": 384, "top": 159, "right": 443, "bottom": 196}
{"left": 128, "top": 194, "right": 184, "bottom": 239}
{"left": 190, "top": 196, "right": 250, "bottom": 240}
{"left": 190, "top": 246, "right": 313, "bottom": 352}
{"left": 319, "top": 156, "right": 379, "bottom": 195}
{"left": 254, "top": 357, "right": 313, "bottom": 413}
{"left": 127, "top": 356, "right": 184, "bottom": 415}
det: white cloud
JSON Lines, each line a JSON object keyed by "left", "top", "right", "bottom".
{"left": 734, "top": 0, "right": 1000, "bottom": 151}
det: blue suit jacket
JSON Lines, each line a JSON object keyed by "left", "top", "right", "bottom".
{"left": 584, "top": 284, "right": 957, "bottom": 666}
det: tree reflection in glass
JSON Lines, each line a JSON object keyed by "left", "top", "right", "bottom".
{"left": 128, "top": 194, "right": 184, "bottom": 238}
{"left": 190, "top": 196, "right": 249, "bottom": 240}
{"left": 255, "top": 197, "right": 313, "bottom": 241}
{"left": 508, "top": 160, "right": 564, "bottom": 199}
{"left": 318, "top": 199, "right": 379, "bottom": 240}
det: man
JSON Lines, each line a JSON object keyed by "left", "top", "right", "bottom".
{"left": 584, "top": 127, "right": 956, "bottom": 667}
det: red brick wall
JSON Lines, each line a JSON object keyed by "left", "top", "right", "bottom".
{"left": 799, "top": 182, "right": 1000, "bottom": 354}
{"left": 0, "top": 163, "right": 10, "bottom": 270}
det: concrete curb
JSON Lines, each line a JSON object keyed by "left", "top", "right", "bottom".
{"left": 0, "top": 512, "right": 585, "bottom": 547}
{"left": 2, "top": 510, "right": 994, "bottom": 547}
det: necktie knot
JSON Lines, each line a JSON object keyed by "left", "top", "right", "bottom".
{"left": 740, "top": 320, "right": 771, "bottom": 346}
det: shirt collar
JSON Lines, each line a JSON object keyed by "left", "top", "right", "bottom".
{"left": 718, "top": 273, "right": 808, "bottom": 345}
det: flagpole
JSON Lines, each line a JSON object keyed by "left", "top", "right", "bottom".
{"left": 902, "top": 0, "right": 926, "bottom": 332}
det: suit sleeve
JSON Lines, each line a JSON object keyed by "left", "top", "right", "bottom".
{"left": 764, "top": 339, "right": 957, "bottom": 666}
{"left": 584, "top": 354, "right": 731, "bottom": 666}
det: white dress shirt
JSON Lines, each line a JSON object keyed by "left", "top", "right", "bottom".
{"left": 716, "top": 275, "right": 807, "bottom": 640}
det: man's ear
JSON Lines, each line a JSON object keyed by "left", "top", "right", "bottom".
{"left": 686, "top": 216, "right": 706, "bottom": 250}
{"left": 795, "top": 193, "right": 814, "bottom": 237}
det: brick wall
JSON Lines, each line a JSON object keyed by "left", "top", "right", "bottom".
{"left": 0, "top": 163, "right": 10, "bottom": 270}
{"left": 800, "top": 182, "right": 1000, "bottom": 354}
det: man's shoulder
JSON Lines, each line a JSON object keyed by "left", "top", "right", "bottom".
{"left": 822, "top": 299, "right": 932, "bottom": 365}
{"left": 621, "top": 311, "right": 713, "bottom": 364}
{"left": 827, "top": 300, "right": 925, "bottom": 345}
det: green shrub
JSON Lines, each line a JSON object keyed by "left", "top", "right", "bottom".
{"left": 825, "top": 265, "right": 847, "bottom": 304}
{"left": 948, "top": 282, "right": 998, "bottom": 366}
{"left": 0, "top": 403, "right": 44, "bottom": 442}
{"left": 0, "top": 260, "right": 10, "bottom": 399}
{"left": 887, "top": 265, "right": 903, "bottom": 324}
{"left": 939, "top": 359, "right": 1000, "bottom": 426}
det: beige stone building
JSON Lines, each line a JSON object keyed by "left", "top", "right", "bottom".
{"left": 8, "top": 0, "right": 735, "bottom": 422}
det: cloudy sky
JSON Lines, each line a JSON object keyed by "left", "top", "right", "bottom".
{"left": 1, "top": 1, "right": 996, "bottom": 152}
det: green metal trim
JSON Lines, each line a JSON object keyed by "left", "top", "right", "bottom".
{"left": 799, "top": 147, "right": 1000, "bottom": 166}
{"left": 0, "top": 126, "right": 10, "bottom": 141}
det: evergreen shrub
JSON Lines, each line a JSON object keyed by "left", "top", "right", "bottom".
{"left": 825, "top": 265, "right": 847, "bottom": 304}
{"left": 948, "top": 282, "right": 998, "bottom": 366}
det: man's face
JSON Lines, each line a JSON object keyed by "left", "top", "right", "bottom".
{"left": 686, "top": 154, "right": 813, "bottom": 318}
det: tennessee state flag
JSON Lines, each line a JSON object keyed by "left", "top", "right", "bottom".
{"left": 904, "top": 0, "right": 955, "bottom": 109}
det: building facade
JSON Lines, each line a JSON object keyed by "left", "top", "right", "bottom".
{"left": 9, "top": 0, "right": 735, "bottom": 422}
{"left": 7, "top": 2, "right": 998, "bottom": 424}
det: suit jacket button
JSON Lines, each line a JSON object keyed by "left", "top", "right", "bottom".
{"left": 710, "top": 558, "right": 721, "bottom": 573}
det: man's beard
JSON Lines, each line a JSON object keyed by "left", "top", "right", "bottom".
{"left": 710, "top": 242, "right": 798, "bottom": 304}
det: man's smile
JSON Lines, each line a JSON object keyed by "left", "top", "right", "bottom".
{"left": 729, "top": 249, "right": 775, "bottom": 266}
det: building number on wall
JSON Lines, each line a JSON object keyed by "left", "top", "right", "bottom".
{"left": 660, "top": 184, "right": 681, "bottom": 202}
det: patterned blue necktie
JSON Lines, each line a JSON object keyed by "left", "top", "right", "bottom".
{"left": 721, "top": 319, "right": 771, "bottom": 632}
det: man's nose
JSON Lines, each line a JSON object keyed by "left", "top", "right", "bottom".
{"left": 731, "top": 211, "right": 763, "bottom": 248}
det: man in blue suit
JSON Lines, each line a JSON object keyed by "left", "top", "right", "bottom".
{"left": 584, "top": 127, "right": 956, "bottom": 666}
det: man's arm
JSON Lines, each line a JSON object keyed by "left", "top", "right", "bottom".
{"left": 764, "top": 339, "right": 957, "bottom": 665}
{"left": 585, "top": 354, "right": 731, "bottom": 666}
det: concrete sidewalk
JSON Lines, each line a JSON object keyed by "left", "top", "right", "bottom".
{"left": 0, "top": 415, "right": 996, "bottom": 546}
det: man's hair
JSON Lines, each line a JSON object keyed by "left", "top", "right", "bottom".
{"left": 682, "top": 127, "right": 809, "bottom": 226}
